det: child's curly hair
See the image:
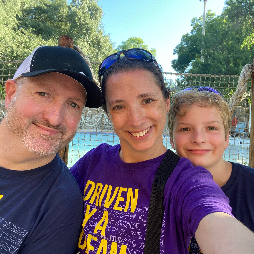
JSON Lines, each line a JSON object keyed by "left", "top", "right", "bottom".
{"left": 168, "top": 89, "right": 231, "bottom": 140}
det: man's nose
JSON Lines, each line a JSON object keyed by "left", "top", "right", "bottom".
{"left": 43, "top": 102, "right": 64, "bottom": 127}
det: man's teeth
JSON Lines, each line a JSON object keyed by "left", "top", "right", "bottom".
{"left": 131, "top": 127, "right": 150, "bottom": 137}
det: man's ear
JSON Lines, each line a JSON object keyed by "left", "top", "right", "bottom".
{"left": 170, "top": 138, "right": 175, "bottom": 150}
{"left": 5, "top": 79, "right": 18, "bottom": 109}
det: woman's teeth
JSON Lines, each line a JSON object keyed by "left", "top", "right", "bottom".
{"left": 131, "top": 127, "right": 150, "bottom": 137}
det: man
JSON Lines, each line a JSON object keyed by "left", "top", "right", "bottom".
{"left": 0, "top": 46, "right": 102, "bottom": 253}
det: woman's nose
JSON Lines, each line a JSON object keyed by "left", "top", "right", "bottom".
{"left": 127, "top": 106, "right": 144, "bottom": 126}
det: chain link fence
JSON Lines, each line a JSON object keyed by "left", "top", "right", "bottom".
{"left": 0, "top": 60, "right": 251, "bottom": 167}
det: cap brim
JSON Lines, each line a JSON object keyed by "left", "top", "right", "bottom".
{"left": 22, "top": 69, "right": 102, "bottom": 108}
{"left": 61, "top": 71, "right": 102, "bottom": 108}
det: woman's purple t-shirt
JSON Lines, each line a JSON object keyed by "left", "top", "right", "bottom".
{"left": 71, "top": 143, "right": 232, "bottom": 254}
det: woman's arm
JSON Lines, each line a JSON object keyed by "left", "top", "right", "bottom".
{"left": 196, "top": 212, "right": 254, "bottom": 254}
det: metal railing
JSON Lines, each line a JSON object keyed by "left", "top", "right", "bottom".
{"left": 0, "top": 60, "right": 251, "bottom": 167}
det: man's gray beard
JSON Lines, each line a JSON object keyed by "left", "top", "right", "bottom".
{"left": 21, "top": 130, "right": 76, "bottom": 156}
{"left": 6, "top": 97, "right": 77, "bottom": 157}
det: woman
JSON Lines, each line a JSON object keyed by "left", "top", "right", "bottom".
{"left": 168, "top": 88, "right": 254, "bottom": 253}
{"left": 71, "top": 49, "right": 254, "bottom": 254}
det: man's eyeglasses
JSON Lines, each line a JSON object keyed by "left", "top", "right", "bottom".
{"left": 183, "top": 86, "right": 221, "bottom": 96}
{"left": 98, "top": 48, "right": 158, "bottom": 82}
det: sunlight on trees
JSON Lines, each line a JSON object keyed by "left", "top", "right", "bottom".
{"left": 172, "top": 0, "right": 254, "bottom": 75}
{"left": 116, "top": 37, "right": 156, "bottom": 57}
{"left": 0, "top": 0, "right": 115, "bottom": 70}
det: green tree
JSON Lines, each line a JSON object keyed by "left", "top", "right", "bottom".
{"left": 0, "top": 0, "right": 45, "bottom": 61}
{"left": 224, "top": 0, "right": 254, "bottom": 49}
{"left": 172, "top": 0, "right": 254, "bottom": 75}
{"left": 116, "top": 37, "right": 156, "bottom": 56}
{"left": 0, "top": 0, "right": 114, "bottom": 72}
{"left": 171, "top": 11, "right": 215, "bottom": 73}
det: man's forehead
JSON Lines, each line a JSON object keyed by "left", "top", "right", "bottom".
{"left": 23, "top": 73, "right": 87, "bottom": 99}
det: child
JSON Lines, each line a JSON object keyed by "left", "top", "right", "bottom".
{"left": 168, "top": 87, "right": 254, "bottom": 253}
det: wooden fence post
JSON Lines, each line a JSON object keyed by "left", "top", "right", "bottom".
{"left": 249, "top": 59, "right": 254, "bottom": 167}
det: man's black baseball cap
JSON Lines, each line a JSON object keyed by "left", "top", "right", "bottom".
{"left": 13, "top": 46, "right": 102, "bottom": 108}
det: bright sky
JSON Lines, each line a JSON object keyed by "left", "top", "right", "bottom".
{"left": 97, "top": 0, "right": 226, "bottom": 72}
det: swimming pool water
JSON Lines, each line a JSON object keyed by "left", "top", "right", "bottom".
{"left": 68, "top": 132, "right": 250, "bottom": 167}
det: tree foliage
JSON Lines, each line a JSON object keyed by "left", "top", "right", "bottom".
{"left": 116, "top": 37, "right": 156, "bottom": 56}
{"left": 172, "top": 0, "right": 254, "bottom": 75}
{"left": 0, "top": 0, "right": 114, "bottom": 71}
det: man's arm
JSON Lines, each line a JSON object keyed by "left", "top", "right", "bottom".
{"left": 195, "top": 212, "right": 254, "bottom": 254}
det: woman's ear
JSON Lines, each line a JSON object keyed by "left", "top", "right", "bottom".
{"left": 170, "top": 138, "right": 175, "bottom": 150}
{"left": 5, "top": 79, "right": 18, "bottom": 109}
{"left": 165, "top": 97, "right": 170, "bottom": 112}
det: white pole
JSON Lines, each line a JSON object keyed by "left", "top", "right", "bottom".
{"left": 201, "top": 0, "right": 207, "bottom": 62}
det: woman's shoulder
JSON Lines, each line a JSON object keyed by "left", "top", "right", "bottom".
{"left": 175, "top": 157, "right": 212, "bottom": 178}
{"left": 70, "top": 143, "right": 121, "bottom": 186}
{"left": 77, "top": 143, "right": 120, "bottom": 164}
{"left": 165, "top": 157, "right": 215, "bottom": 196}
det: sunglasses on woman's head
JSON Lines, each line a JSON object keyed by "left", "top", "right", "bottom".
{"left": 183, "top": 86, "right": 221, "bottom": 96}
{"left": 98, "top": 48, "right": 158, "bottom": 82}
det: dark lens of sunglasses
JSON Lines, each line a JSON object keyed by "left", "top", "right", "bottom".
{"left": 124, "top": 49, "right": 152, "bottom": 61}
{"left": 100, "top": 54, "right": 119, "bottom": 71}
